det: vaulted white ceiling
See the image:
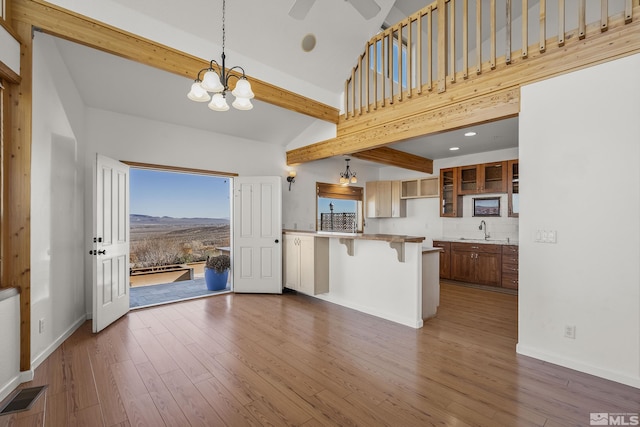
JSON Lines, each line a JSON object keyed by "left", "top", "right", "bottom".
{"left": 45, "top": 0, "right": 519, "bottom": 161}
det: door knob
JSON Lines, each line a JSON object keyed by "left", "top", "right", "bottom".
{"left": 98, "top": 249, "right": 106, "bottom": 255}
{"left": 274, "top": 239, "right": 279, "bottom": 244}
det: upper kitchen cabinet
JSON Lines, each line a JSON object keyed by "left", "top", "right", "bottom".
{"left": 458, "top": 162, "right": 507, "bottom": 195}
{"left": 440, "top": 168, "right": 462, "bottom": 217}
{"left": 508, "top": 160, "right": 519, "bottom": 217}
{"left": 400, "top": 177, "right": 439, "bottom": 199}
{"left": 366, "top": 181, "right": 406, "bottom": 218}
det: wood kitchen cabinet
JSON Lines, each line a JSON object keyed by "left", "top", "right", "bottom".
{"left": 366, "top": 181, "right": 405, "bottom": 218}
{"left": 433, "top": 241, "right": 451, "bottom": 279}
{"left": 284, "top": 234, "right": 329, "bottom": 295}
{"left": 458, "top": 162, "right": 507, "bottom": 195}
{"left": 508, "top": 160, "right": 519, "bottom": 217}
{"left": 440, "top": 168, "right": 462, "bottom": 217}
{"left": 451, "top": 242, "right": 502, "bottom": 286}
{"left": 501, "top": 245, "right": 519, "bottom": 289}
{"left": 401, "top": 177, "right": 439, "bottom": 199}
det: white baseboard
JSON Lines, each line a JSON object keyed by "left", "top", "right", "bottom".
{"left": 516, "top": 343, "right": 640, "bottom": 389}
{"left": 31, "top": 315, "right": 86, "bottom": 370}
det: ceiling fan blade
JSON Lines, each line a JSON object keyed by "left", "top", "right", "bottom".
{"left": 347, "top": 0, "right": 381, "bottom": 20}
{"left": 288, "top": 0, "right": 316, "bottom": 20}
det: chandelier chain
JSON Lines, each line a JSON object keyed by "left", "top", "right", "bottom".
{"left": 222, "top": 0, "right": 226, "bottom": 52}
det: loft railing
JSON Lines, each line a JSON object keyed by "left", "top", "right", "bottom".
{"left": 344, "top": 0, "right": 637, "bottom": 119}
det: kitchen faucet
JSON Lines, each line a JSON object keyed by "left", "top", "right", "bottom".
{"left": 479, "top": 220, "right": 489, "bottom": 240}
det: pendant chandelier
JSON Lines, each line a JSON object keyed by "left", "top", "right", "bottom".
{"left": 339, "top": 159, "right": 357, "bottom": 185}
{"left": 187, "top": 0, "right": 254, "bottom": 111}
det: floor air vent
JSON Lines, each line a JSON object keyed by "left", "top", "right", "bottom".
{"left": 0, "top": 386, "right": 47, "bottom": 415}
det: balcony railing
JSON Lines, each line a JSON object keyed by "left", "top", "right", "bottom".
{"left": 344, "top": 0, "right": 637, "bottom": 119}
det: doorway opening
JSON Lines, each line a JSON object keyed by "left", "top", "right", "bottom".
{"left": 128, "top": 165, "right": 232, "bottom": 308}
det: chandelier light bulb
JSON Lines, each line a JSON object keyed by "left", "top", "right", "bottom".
{"left": 208, "top": 93, "right": 230, "bottom": 111}
{"left": 232, "top": 79, "right": 255, "bottom": 99}
{"left": 201, "top": 70, "right": 224, "bottom": 92}
{"left": 350, "top": 176, "right": 358, "bottom": 184}
{"left": 232, "top": 96, "right": 253, "bottom": 110}
{"left": 187, "top": 82, "right": 211, "bottom": 102}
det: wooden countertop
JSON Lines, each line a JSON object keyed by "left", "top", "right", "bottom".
{"left": 283, "top": 230, "right": 425, "bottom": 244}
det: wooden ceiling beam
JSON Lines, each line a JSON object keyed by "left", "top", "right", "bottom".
{"left": 351, "top": 147, "right": 433, "bottom": 174}
{"left": 10, "top": 0, "right": 340, "bottom": 124}
{"left": 287, "top": 87, "right": 519, "bottom": 165}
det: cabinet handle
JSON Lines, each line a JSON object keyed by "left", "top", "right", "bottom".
{"left": 471, "top": 246, "right": 479, "bottom": 249}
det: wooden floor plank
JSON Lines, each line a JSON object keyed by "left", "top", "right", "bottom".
{"left": 3, "top": 283, "right": 639, "bottom": 426}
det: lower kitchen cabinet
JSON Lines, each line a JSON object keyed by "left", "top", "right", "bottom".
{"left": 451, "top": 242, "right": 502, "bottom": 286}
{"left": 284, "top": 234, "right": 329, "bottom": 295}
{"left": 501, "top": 245, "right": 519, "bottom": 289}
{"left": 433, "top": 241, "right": 451, "bottom": 279}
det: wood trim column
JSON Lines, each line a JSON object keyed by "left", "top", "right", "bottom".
{"left": 7, "top": 18, "right": 31, "bottom": 372}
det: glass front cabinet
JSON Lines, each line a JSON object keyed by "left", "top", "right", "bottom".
{"left": 508, "top": 160, "right": 519, "bottom": 217}
{"left": 440, "top": 168, "right": 462, "bottom": 217}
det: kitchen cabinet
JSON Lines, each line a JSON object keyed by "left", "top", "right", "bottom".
{"left": 284, "top": 234, "right": 329, "bottom": 295}
{"left": 451, "top": 242, "right": 502, "bottom": 286}
{"left": 433, "top": 241, "right": 451, "bottom": 279}
{"left": 501, "top": 245, "right": 519, "bottom": 289}
{"left": 366, "top": 180, "right": 405, "bottom": 218}
{"left": 440, "top": 168, "right": 462, "bottom": 217}
{"left": 508, "top": 160, "right": 519, "bottom": 217}
{"left": 458, "top": 162, "right": 508, "bottom": 195}
{"left": 401, "top": 177, "right": 439, "bottom": 199}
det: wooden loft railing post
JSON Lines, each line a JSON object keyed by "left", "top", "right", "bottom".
{"left": 625, "top": 0, "right": 633, "bottom": 23}
{"left": 437, "top": 0, "right": 446, "bottom": 92}
{"left": 539, "top": 0, "right": 546, "bottom": 52}
{"left": 365, "top": 44, "right": 370, "bottom": 113}
{"left": 344, "top": 79, "right": 349, "bottom": 119}
{"left": 373, "top": 38, "right": 378, "bottom": 109}
{"left": 522, "top": 0, "right": 528, "bottom": 58}
{"left": 490, "top": 0, "right": 496, "bottom": 69}
{"left": 417, "top": 12, "right": 423, "bottom": 93}
{"left": 449, "top": 0, "right": 456, "bottom": 84}
{"left": 601, "top": 0, "right": 609, "bottom": 31}
{"left": 407, "top": 19, "right": 413, "bottom": 98}
{"left": 462, "top": 0, "right": 468, "bottom": 78}
{"left": 381, "top": 35, "right": 386, "bottom": 107}
{"left": 397, "top": 23, "right": 403, "bottom": 101}
{"left": 578, "top": 0, "right": 586, "bottom": 39}
{"left": 427, "top": 5, "right": 433, "bottom": 88}
{"left": 350, "top": 67, "right": 355, "bottom": 118}
{"left": 558, "top": 0, "right": 565, "bottom": 46}
{"left": 388, "top": 29, "right": 394, "bottom": 103}
{"left": 476, "top": 0, "right": 482, "bottom": 74}
{"left": 506, "top": 0, "right": 512, "bottom": 64}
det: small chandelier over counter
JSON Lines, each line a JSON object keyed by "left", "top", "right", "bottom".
{"left": 339, "top": 159, "right": 357, "bottom": 185}
{"left": 187, "top": 0, "right": 254, "bottom": 111}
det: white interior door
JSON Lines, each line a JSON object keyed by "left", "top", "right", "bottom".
{"left": 233, "top": 176, "right": 282, "bottom": 293}
{"left": 93, "top": 154, "right": 130, "bottom": 332}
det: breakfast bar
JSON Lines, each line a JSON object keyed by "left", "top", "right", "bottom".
{"left": 283, "top": 230, "right": 440, "bottom": 328}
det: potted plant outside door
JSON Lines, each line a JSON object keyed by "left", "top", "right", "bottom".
{"left": 204, "top": 254, "right": 230, "bottom": 291}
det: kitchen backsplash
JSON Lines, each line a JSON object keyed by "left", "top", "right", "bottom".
{"left": 442, "top": 193, "right": 519, "bottom": 242}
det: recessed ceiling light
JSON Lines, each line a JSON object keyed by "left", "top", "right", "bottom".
{"left": 449, "top": 147, "right": 460, "bottom": 151}
{"left": 464, "top": 131, "right": 477, "bottom": 137}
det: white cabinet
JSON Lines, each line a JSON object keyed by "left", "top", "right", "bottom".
{"left": 366, "top": 181, "right": 405, "bottom": 218}
{"left": 284, "top": 234, "right": 329, "bottom": 295}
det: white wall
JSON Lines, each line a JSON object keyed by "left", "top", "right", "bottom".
{"left": 0, "top": 290, "right": 20, "bottom": 401}
{"left": 30, "top": 35, "right": 87, "bottom": 369}
{"left": 517, "top": 53, "right": 640, "bottom": 388}
{"left": 377, "top": 147, "right": 519, "bottom": 245}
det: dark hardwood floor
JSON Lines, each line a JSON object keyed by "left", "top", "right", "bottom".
{"left": 1, "top": 283, "right": 639, "bottom": 426}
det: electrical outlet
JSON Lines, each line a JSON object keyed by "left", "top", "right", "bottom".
{"left": 39, "top": 318, "right": 45, "bottom": 334}
{"left": 564, "top": 325, "right": 576, "bottom": 339}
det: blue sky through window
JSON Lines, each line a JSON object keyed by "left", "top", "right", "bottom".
{"left": 130, "top": 168, "right": 230, "bottom": 219}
